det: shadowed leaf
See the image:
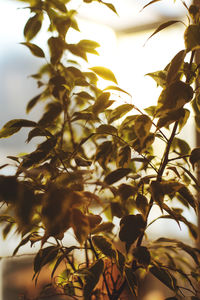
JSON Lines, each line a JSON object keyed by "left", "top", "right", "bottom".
{"left": 20, "top": 42, "right": 45, "bottom": 58}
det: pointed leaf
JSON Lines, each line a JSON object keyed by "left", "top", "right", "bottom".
{"left": 20, "top": 42, "right": 45, "bottom": 58}
{"left": 125, "top": 267, "right": 138, "bottom": 296}
{"left": 184, "top": 24, "right": 200, "bottom": 52}
{"left": 90, "top": 66, "right": 117, "bottom": 84}
{"left": 104, "top": 168, "right": 131, "bottom": 185}
{"left": 83, "top": 259, "right": 104, "bottom": 300}
{"left": 0, "top": 119, "right": 36, "bottom": 138}
{"left": 24, "top": 13, "right": 42, "bottom": 41}
{"left": 146, "top": 21, "right": 182, "bottom": 44}
{"left": 92, "top": 235, "right": 116, "bottom": 259}
{"left": 103, "top": 85, "right": 131, "bottom": 96}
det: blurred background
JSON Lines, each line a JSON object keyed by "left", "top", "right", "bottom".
{"left": 0, "top": 0, "right": 196, "bottom": 299}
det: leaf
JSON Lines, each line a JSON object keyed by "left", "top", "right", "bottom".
{"left": 150, "top": 181, "right": 164, "bottom": 212}
{"left": 26, "top": 93, "right": 42, "bottom": 113}
{"left": 155, "top": 81, "right": 193, "bottom": 118}
{"left": 48, "top": 37, "right": 65, "bottom": 65}
{"left": 135, "top": 194, "right": 148, "bottom": 217}
{"left": 13, "top": 234, "right": 32, "bottom": 256}
{"left": 146, "top": 70, "right": 167, "bottom": 88}
{"left": 132, "top": 246, "right": 151, "bottom": 267}
{"left": 166, "top": 50, "right": 186, "bottom": 85}
{"left": 24, "top": 13, "right": 42, "bottom": 41}
{"left": 184, "top": 24, "right": 200, "bottom": 52}
{"left": 150, "top": 265, "right": 177, "bottom": 291}
{"left": 104, "top": 168, "right": 132, "bottom": 185}
{"left": 75, "top": 156, "right": 92, "bottom": 167}
{"left": 33, "top": 246, "right": 59, "bottom": 280}
{"left": 91, "top": 222, "right": 114, "bottom": 234}
{"left": 177, "top": 185, "right": 196, "bottom": 211}
{"left": 117, "top": 145, "right": 131, "bottom": 168}
{"left": 119, "top": 214, "right": 146, "bottom": 251}
{"left": 96, "top": 124, "right": 117, "bottom": 135}
{"left": 20, "top": 42, "right": 45, "bottom": 58}
{"left": 100, "top": 1, "right": 118, "bottom": 14}
{"left": 72, "top": 209, "right": 90, "bottom": 244}
{"left": 125, "top": 267, "right": 138, "bottom": 296}
{"left": 141, "top": 0, "right": 161, "bottom": 11}
{"left": 146, "top": 21, "right": 182, "bottom": 44}
{"left": 92, "top": 235, "right": 116, "bottom": 259}
{"left": 90, "top": 66, "right": 117, "bottom": 84}
{"left": 189, "top": 147, "right": 200, "bottom": 169}
{"left": 92, "top": 92, "right": 111, "bottom": 115}
{"left": 109, "top": 104, "right": 133, "bottom": 123}
{"left": 38, "top": 102, "right": 62, "bottom": 126}
{"left": 83, "top": 259, "right": 104, "bottom": 300}
{"left": 103, "top": 85, "right": 131, "bottom": 96}
{"left": 134, "top": 115, "right": 152, "bottom": 143}
{"left": 51, "top": 246, "right": 76, "bottom": 279}
{"left": 0, "top": 119, "right": 36, "bottom": 138}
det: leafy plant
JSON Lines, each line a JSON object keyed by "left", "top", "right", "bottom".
{"left": 0, "top": 0, "right": 200, "bottom": 299}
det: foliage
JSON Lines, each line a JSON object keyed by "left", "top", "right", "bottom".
{"left": 0, "top": 0, "right": 200, "bottom": 299}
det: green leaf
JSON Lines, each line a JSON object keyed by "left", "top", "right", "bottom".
{"left": 83, "top": 259, "right": 104, "bottom": 300}
{"left": 51, "top": 247, "right": 76, "bottom": 279}
{"left": 0, "top": 119, "right": 36, "bottom": 138}
{"left": 90, "top": 66, "right": 118, "bottom": 84}
{"left": 150, "top": 265, "right": 177, "bottom": 291}
{"left": 184, "top": 24, "right": 200, "bottom": 52}
{"left": 13, "top": 234, "right": 32, "bottom": 256}
{"left": 125, "top": 267, "right": 138, "bottom": 296}
{"left": 20, "top": 42, "right": 45, "bottom": 58}
{"left": 24, "top": 13, "right": 43, "bottom": 41}
{"left": 150, "top": 181, "right": 164, "bottom": 212}
{"left": 104, "top": 168, "right": 132, "bottom": 185}
{"left": 92, "top": 235, "right": 116, "bottom": 259}
{"left": 146, "top": 20, "right": 182, "bottom": 44}
{"left": 49, "top": 0, "right": 67, "bottom": 12}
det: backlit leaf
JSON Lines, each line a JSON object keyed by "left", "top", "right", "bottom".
{"left": 20, "top": 42, "right": 45, "bottom": 58}
{"left": 146, "top": 70, "right": 167, "bottom": 88}
{"left": 90, "top": 66, "right": 117, "bottom": 84}
{"left": 26, "top": 93, "right": 42, "bottom": 113}
{"left": 135, "top": 194, "right": 148, "bottom": 217}
{"left": 91, "top": 222, "right": 114, "bottom": 234}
